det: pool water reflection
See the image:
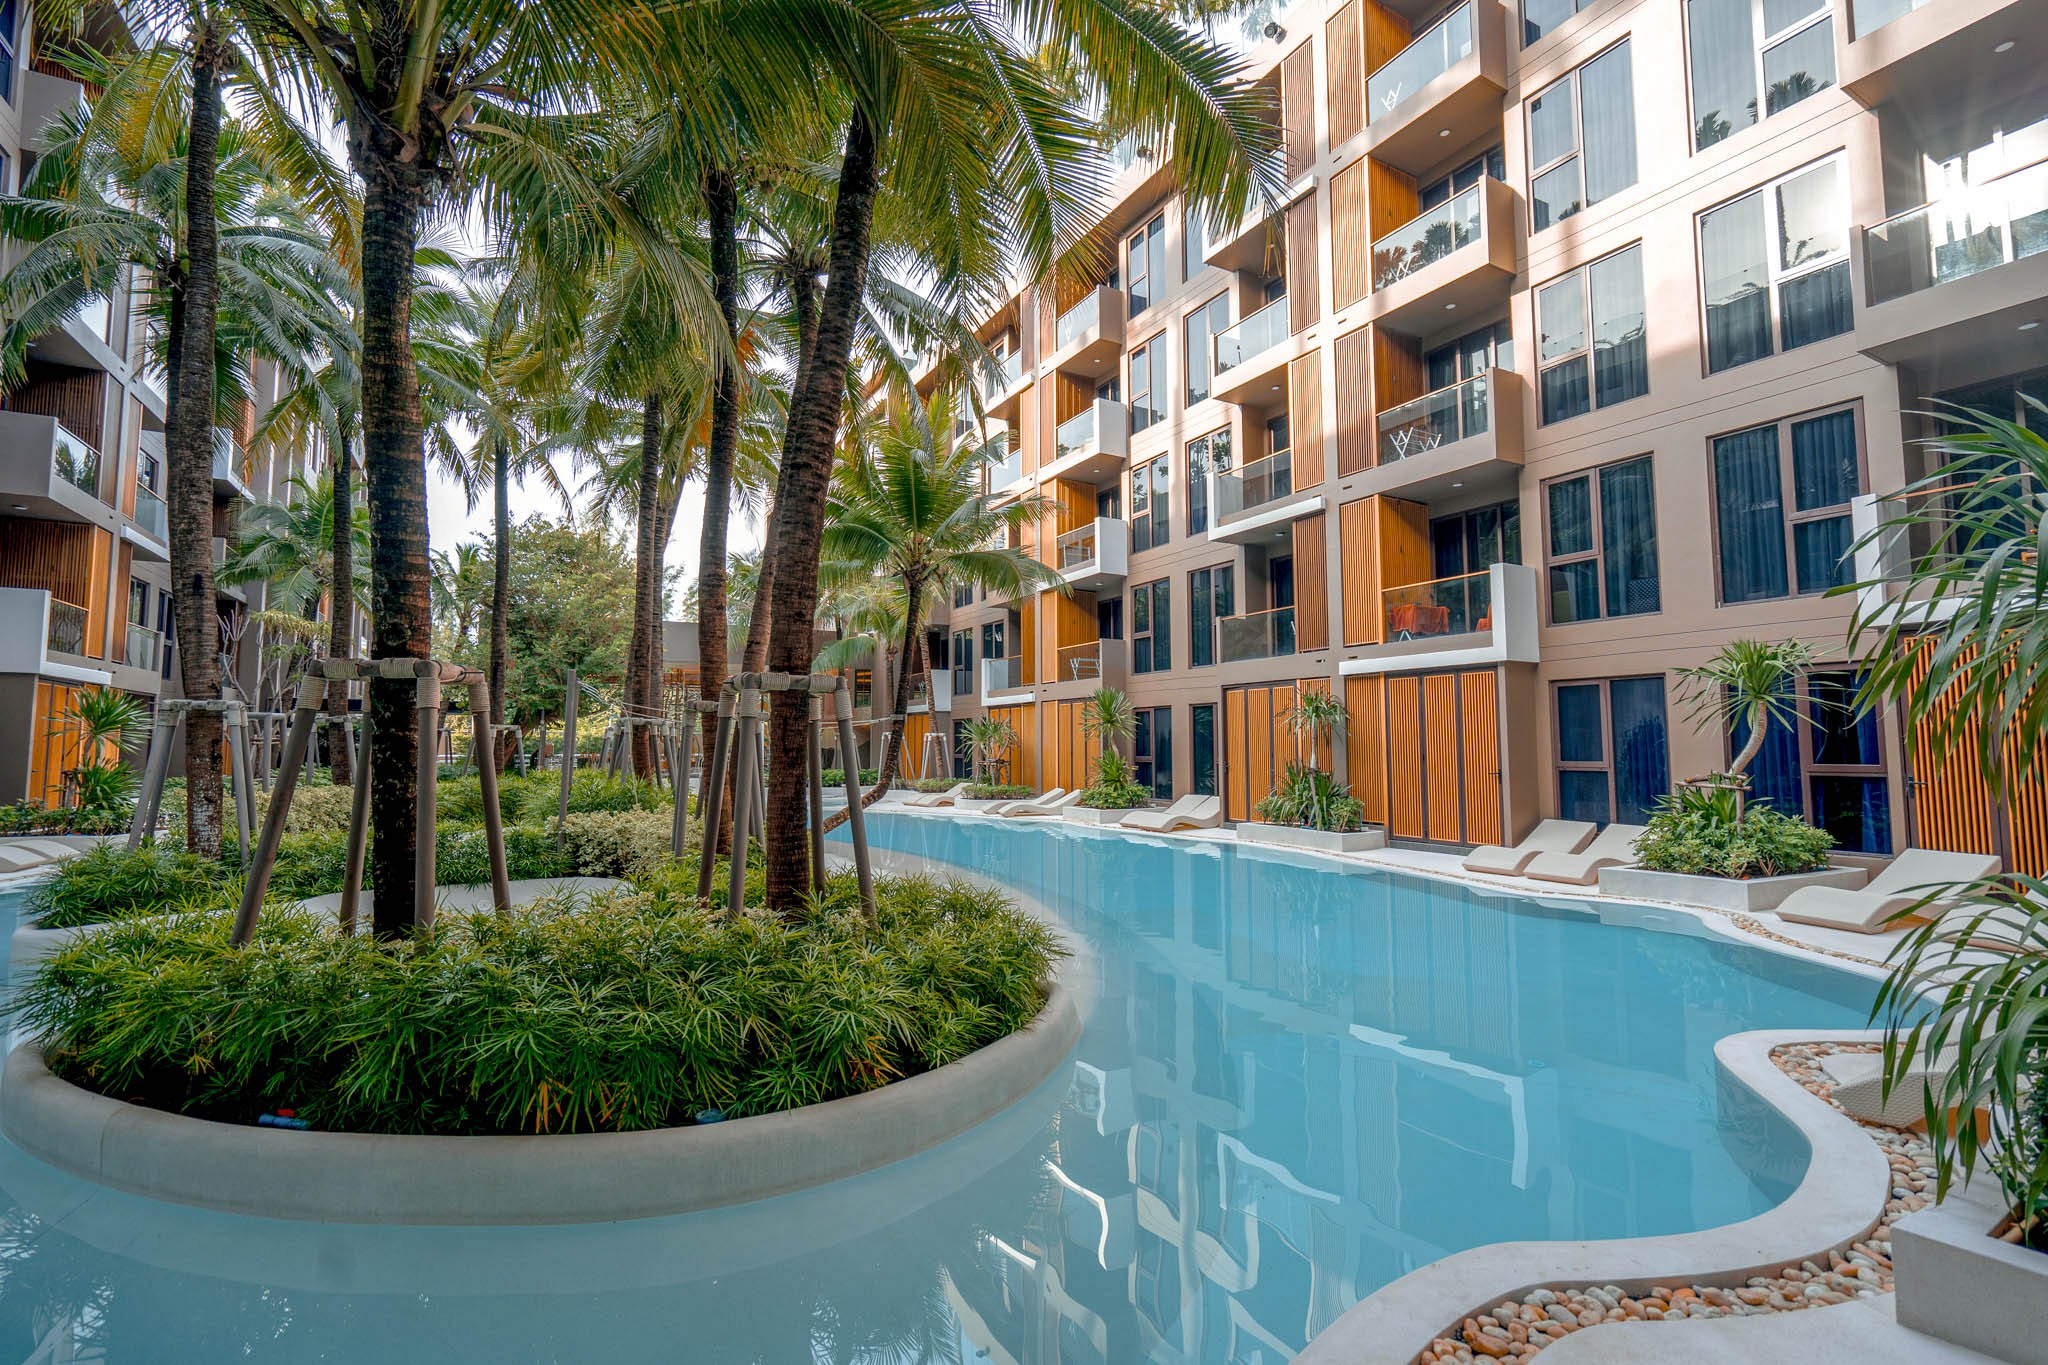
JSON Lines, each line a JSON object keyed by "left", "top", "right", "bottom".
{"left": 0, "top": 819, "right": 1879, "bottom": 1363}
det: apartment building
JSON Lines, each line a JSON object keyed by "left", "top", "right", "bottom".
{"left": 919, "top": 0, "right": 2048, "bottom": 875}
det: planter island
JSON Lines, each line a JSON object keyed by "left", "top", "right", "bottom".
{"left": 1597, "top": 864, "right": 1868, "bottom": 913}
{"left": 1236, "top": 822, "right": 1388, "bottom": 855}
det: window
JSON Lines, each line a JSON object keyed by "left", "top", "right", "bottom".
{"left": 1527, "top": 42, "right": 1637, "bottom": 231}
{"left": 1536, "top": 246, "right": 1648, "bottom": 423}
{"left": 1131, "top": 453, "right": 1171, "bottom": 552}
{"left": 1188, "top": 563, "right": 1236, "bottom": 668}
{"left": 1127, "top": 213, "right": 1167, "bottom": 316}
{"left": 1134, "top": 707, "right": 1173, "bottom": 800}
{"left": 1687, "top": 0, "right": 1834, "bottom": 152}
{"left": 1185, "top": 428, "right": 1230, "bottom": 536}
{"left": 1521, "top": 0, "right": 1590, "bottom": 45}
{"left": 1425, "top": 321, "right": 1514, "bottom": 390}
{"left": 1700, "top": 156, "right": 1852, "bottom": 373}
{"left": 1192, "top": 704, "right": 1217, "bottom": 795}
{"left": 1735, "top": 669, "right": 1892, "bottom": 853}
{"left": 1183, "top": 293, "right": 1230, "bottom": 405}
{"left": 1183, "top": 207, "right": 1206, "bottom": 281}
{"left": 1132, "top": 579, "right": 1171, "bottom": 674}
{"left": 0, "top": 0, "right": 18, "bottom": 105}
{"left": 1555, "top": 677, "right": 1671, "bottom": 825}
{"left": 1431, "top": 498, "right": 1520, "bottom": 583}
{"left": 951, "top": 581, "right": 973, "bottom": 609}
{"left": 1712, "top": 405, "right": 1863, "bottom": 603}
{"left": 1419, "top": 148, "right": 1507, "bottom": 210}
{"left": 1129, "top": 335, "right": 1167, "bottom": 434}
{"left": 951, "top": 719, "right": 973, "bottom": 779}
{"left": 951, "top": 628, "right": 974, "bottom": 696}
{"left": 1546, "top": 455, "right": 1660, "bottom": 622}
{"left": 980, "top": 620, "right": 1006, "bottom": 668}
{"left": 139, "top": 450, "right": 163, "bottom": 494}
{"left": 127, "top": 579, "right": 149, "bottom": 625}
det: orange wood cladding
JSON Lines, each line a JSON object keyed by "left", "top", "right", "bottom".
{"left": 1042, "top": 699, "right": 1106, "bottom": 793}
{"left": 1366, "top": 159, "right": 1420, "bottom": 244}
{"left": 1330, "top": 162, "right": 1371, "bottom": 309}
{"left": 1362, "top": 0, "right": 1413, "bottom": 73}
{"left": 1902, "top": 645, "right": 2048, "bottom": 877}
{"left": 1281, "top": 44, "right": 1316, "bottom": 180}
{"left": 1337, "top": 495, "right": 1430, "bottom": 646}
{"left": 1293, "top": 511, "right": 1330, "bottom": 653}
{"left": 1325, "top": 2, "right": 1364, "bottom": 147}
{"left": 1018, "top": 598, "right": 1038, "bottom": 686}
{"left": 1054, "top": 372, "right": 1093, "bottom": 426}
{"left": 1375, "top": 668, "right": 1504, "bottom": 844}
{"left": 1035, "top": 380, "right": 1057, "bottom": 474}
{"left": 1289, "top": 351, "right": 1325, "bottom": 488}
{"left": 0, "top": 518, "right": 95, "bottom": 607}
{"left": 1018, "top": 377, "right": 1040, "bottom": 475}
{"left": 1033, "top": 282, "right": 1056, "bottom": 357}
{"left": 1344, "top": 674, "right": 1388, "bottom": 825}
{"left": 1373, "top": 327, "right": 1429, "bottom": 412}
{"left": 898, "top": 709, "right": 935, "bottom": 778}
{"left": 1221, "top": 678, "right": 1332, "bottom": 822}
{"left": 1334, "top": 327, "right": 1373, "bottom": 475}
{"left": 1286, "top": 195, "right": 1321, "bottom": 334}
{"left": 1384, "top": 675, "right": 1426, "bottom": 836}
{"left": 1460, "top": 671, "right": 1504, "bottom": 846}
{"left": 6, "top": 363, "right": 108, "bottom": 454}
{"left": 986, "top": 702, "right": 1036, "bottom": 787}
{"left": 31, "top": 682, "right": 88, "bottom": 806}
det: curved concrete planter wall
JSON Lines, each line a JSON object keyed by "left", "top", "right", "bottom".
{"left": 1236, "top": 822, "right": 1387, "bottom": 854}
{"left": 1596, "top": 865, "right": 1868, "bottom": 913}
{"left": 0, "top": 973, "right": 1082, "bottom": 1226}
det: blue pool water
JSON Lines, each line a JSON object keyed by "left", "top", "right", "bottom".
{"left": 0, "top": 821, "right": 1883, "bottom": 1363}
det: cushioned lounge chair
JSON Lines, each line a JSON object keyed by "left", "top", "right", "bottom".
{"left": 1002, "top": 789, "right": 1084, "bottom": 818}
{"left": 1119, "top": 796, "right": 1222, "bottom": 833}
{"left": 1775, "top": 849, "right": 2005, "bottom": 935}
{"left": 1819, "top": 1049, "right": 1964, "bottom": 1129}
{"left": 1462, "top": 820, "right": 1597, "bottom": 877}
{"left": 1523, "top": 824, "right": 1647, "bottom": 885}
{"left": 983, "top": 787, "right": 1064, "bottom": 816}
{"left": 901, "top": 780, "right": 971, "bottom": 809}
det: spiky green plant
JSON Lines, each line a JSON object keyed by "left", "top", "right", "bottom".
{"left": 1673, "top": 638, "right": 1820, "bottom": 780}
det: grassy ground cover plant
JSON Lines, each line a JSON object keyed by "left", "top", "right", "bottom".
{"left": 15, "top": 869, "right": 1062, "bottom": 1135}
{"left": 962, "top": 783, "right": 1031, "bottom": 800}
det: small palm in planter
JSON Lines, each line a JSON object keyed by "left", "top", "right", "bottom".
{"left": 1077, "top": 688, "right": 1148, "bottom": 808}
{"left": 959, "top": 716, "right": 1021, "bottom": 797}
{"left": 62, "top": 687, "right": 150, "bottom": 818}
{"left": 1255, "top": 690, "right": 1365, "bottom": 832}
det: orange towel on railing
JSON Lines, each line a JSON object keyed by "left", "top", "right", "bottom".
{"left": 1388, "top": 604, "right": 1451, "bottom": 636}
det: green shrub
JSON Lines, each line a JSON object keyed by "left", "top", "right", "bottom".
{"left": 0, "top": 802, "right": 130, "bottom": 836}
{"left": 909, "top": 777, "right": 961, "bottom": 793}
{"left": 1078, "top": 750, "right": 1151, "bottom": 810}
{"left": 252, "top": 784, "right": 355, "bottom": 834}
{"left": 1633, "top": 801, "right": 1834, "bottom": 878}
{"left": 963, "top": 783, "right": 1032, "bottom": 799}
{"left": 819, "top": 768, "right": 880, "bottom": 789}
{"left": 16, "top": 872, "right": 1063, "bottom": 1135}
{"left": 505, "top": 770, "right": 667, "bottom": 823}
{"left": 560, "top": 809, "right": 680, "bottom": 878}
{"left": 28, "top": 844, "right": 231, "bottom": 930}
{"left": 1255, "top": 762, "right": 1365, "bottom": 832}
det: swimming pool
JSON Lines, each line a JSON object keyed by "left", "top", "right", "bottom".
{"left": 0, "top": 818, "right": 1883, "bottom": 1363}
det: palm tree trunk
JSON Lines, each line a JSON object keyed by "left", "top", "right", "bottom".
{"left": 168, "top": 24, "right": 227, "bottom": 859}
{"left": 326, "top": 456, "right": 353, "bottom": 784}
{"left": 698, "top": 168, "right": 743, "bottom": 847}
{"left": 764, "top": 107, "right": 883, "bottom": 908}
{"left": 736, "top": 258, "right": 815, "bottom": 681}
{"left": 627, "top": 393, "right": 662, "bottom": 776}
{"left": 356, "top": 151, "right": 432, "bottom": 939}
{"left": 489, "top": 434, "right": 512, "bottom": 770}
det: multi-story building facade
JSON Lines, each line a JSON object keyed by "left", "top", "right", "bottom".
{"left": 918, "top": 0, "right": 2048, "bottom": 876}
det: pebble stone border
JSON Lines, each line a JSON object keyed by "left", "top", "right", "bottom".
{"left": 1410, "top": 1042, "right": 1933, "bottom": 1364}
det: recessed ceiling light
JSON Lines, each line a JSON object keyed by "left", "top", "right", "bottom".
{"left": 1438, "top": 128, "right": 1451, "bottom": 138}
{"left": 1270, "top": 384, "right": 1281, "bottom": 390}
{"left": 1451, "top": 482, "right": 1464, "bottom": 488}
{"left": 1445, "top": 302, "right": 1458, "bottom": 310}
{"left": 2022, "top": 321, "right": 2040, "bottom": 331}
{"left": 10, "top": 503, "right": 25, "bottom": 512}
{"left": 1995, "top": 38, "right": 2015, "bottom": 52}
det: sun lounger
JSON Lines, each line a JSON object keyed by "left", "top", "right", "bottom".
{"left": 1462, "top": 820, "right": 1596, "bottom": 877}
{"left": 1776, "top": 849, "right": 2005, "bottom": 935}
{"left": 1818, "top": 1049, "right": 1963, "bottom": 1129}
{"left": 1523, "top": 824, "right": 1647, "bottom": 885}
{"left": 1003, "top": 789, "right": 1084, "bottom": 818}
{"left": 983, "top": 788, "right": 1064, "bottom": 817}
{"left": 1119, "top": 796, "right": 1222, "bottom": 833}
{"left": 901, "top": 781, "right": 971, "bottom": 809}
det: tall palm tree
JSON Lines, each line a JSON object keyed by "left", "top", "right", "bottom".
{"left": 219, "top": 470, "right": 370, "bottom": 622}
{"left": 820, "top": 391, "right": 1057, "bottom": 802}
{"left": 429, "top": 544, "right": 495, "bottom": 656}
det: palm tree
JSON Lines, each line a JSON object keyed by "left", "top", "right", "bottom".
{"left": 429, "top": 544, "right": 495, "bottom": 656}
{"left": 1078, "top": 686, "right": 1135, "bottom": 768}
{"left": 1673, "top": 638, "right": 1818, "bottom": 783}
{"left": 220, "top": 470, "right": 371, "bottom": 622}
{"left": 820, "top": 391, "right": 1057, "bottom": 802}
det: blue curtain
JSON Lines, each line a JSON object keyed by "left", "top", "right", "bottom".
{"left": 1599, "top": 458, "right": 1661, "bottom": 616}
{"left": 1780, "top": 261, "right": 1854, "bottom": 350}
{"left": 1590, "top": 247, "right": 1649, "bottom": 408}
{"left": 1733, "top": 699, "right": 1802, "bottom": 813}
{"left": 1556, "top": 684, "right": 1604, "bottom": 763}
{"left": 1702, "top": 195, "right": 1771, "bottom": 372}
{"left": 1609, "top": 677, "right": 1671, "bottom": 824}
{"left": 1790, "top": 409, "right": 1859, "bottom": 591}
{"left": 1713, "top": 425, "right": 1789, "bottom": 602}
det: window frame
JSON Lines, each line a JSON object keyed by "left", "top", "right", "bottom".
{"left": 1542, "top": 454, "right": 1661, "bottom": 624}
{"left": 1131, "top": 578, "right": 1171, "bottom": 675}
{"left": 1684, "top": 0, "right": 1835, "bottom": 154}
{"left": 1187, "top": 562, "right": 1236, "bottom": 669}
{"left": 1520, "top": 0, "right": 1589, "bottom": 47}
{"left": 1183, "top": 292, "right": 1230, "bottom": 406}
{"left": 1127, "top": 212, "right": 1167, "bottom": 318}
{"left": 1535, "top": 244, "right": 1648, "bottom": 425}
{"left": 1708, "top": 401, "right": 1866, "bottom": 605}
{"left": 1552, "top": 675, "right": 1671, "bottom": 827}
{"left": 1191, "top": 702, "right": 1218, "bottom": 796}
{"left": 1526, "top": 39, "right": 1635, "bottom": 232}
{"left": 1131, "top": 452, "right": 1171, "bottom": 553}
{"left": 1134, "top": 705, "right": 1173, "bottom": 799}
{"left": 1128, "top": 333, "right": 1166, "bottom": 434}
{"left": 950, "top": 628, "right": 974, "bottom": 697}
{"left": 1184, "top": 426, "right": 1230, "bottom": 537}
{"left": 1697, "top": 152, "right": 1853, "bottom": 375}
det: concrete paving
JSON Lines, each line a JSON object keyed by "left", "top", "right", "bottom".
{"left": 1539, "top": 1292, "right": 1997, "bottom": 1363}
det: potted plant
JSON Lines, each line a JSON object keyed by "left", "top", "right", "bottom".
{"left": 1598, "top": 640, "right": 1867, "bottom": 911}
{"left": 1068, "top": 688, "right": 1150, "bottom": 823}
{"left": 1239, "top": 690, "right": 1385, "bottom": 854}
{"left": 61, "top": 687, "right": 149, "bottom": 827}
{"left": 957, "top": 716, "right": 1026, "bottom": 808}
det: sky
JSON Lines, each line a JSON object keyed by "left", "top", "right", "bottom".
{"left": 423, "top": 463, "right": 765, "bottom": 574}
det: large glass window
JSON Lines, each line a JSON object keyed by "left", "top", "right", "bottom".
{"left": 1188, "top": 563, "right": 1235, "bottom": 668}
{"left": 1536, "top": 245, "right": 1647, "bottom": 424}
{"left": 1192, "top": 703, "right": 1217, "bottom": 796}
{"left": 1712, "top": 405, "right": 1862, "bottom": 603}
{"left": 1527, "top": 42, "right": 1636, "bottom": 231}
{"left": 1127, "top": 213, "right": 1167, "bottom": 316}
{"left": 1555, "top": 677, "right": 1671, "bottom": 826}
{"left": 0, "top": 0, "right": 18, "bottom": 105}
{"left": 1700, "top": 156, "right": 1852, "bottom": 373}
{"left": 950, "top": 628, "right": 973, "bottom": 697}
{"left": 1183, "top": 207, "right": 1206, "bottom": 282}
{"left": 1735, "top": 669, "right": 1893, "bottom": 853}
{"left": 1129, "top": 335, "right": 1167, "bottom": 434}
{"left": 1131, "top": 453, "right": 1171, "bottom": 553}
{"left": 1134, "top": 706, "right": 1173, "bottom": 800}
{"left": 1687, "top": 0, "right": 1835, "bottom": 152}
{"left": 1430, "top": 500, "right": 1521, "bottom": 577}
{"left": 1132, "top": 579, "right": 1171, "bottom": 674}
{"left": 1185, "top": 428, "right": 1230, "bottom": 536}
{"left": 1545, "top": 455, "right": 1660, "bottom": 623}
{"left": 1184, "top": 293, "right": 1230, "bottom": 405}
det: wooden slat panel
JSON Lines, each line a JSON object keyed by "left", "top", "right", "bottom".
{"left": 1372, "top": 327, "right": 1427, "bottom": 411}
{"left": 1460, "top": 670, "right": 1503, "bottom": 846}
{"left": 1339, "top": 496, "right": 1382, "bottom": 646}
{"left": 6, "top": 364, "right": 108, "bottom": 453}
{"left": 1424, "top": 672, "right": 1460, "bottom": 841}
{"left": 1378, "top": 497, "right": 1433, "bottom": 592}
{"left": 1344, "top": 675, "right": 1387, "bottom": 827}
{"left": 1289, "top": 351, "right": 1325, "bottom": 490}
{"left": 1331, "top": 162, "right": 1370, "bottom": 308}
{"left": 1247, "top": 684, "right": 1275, "bottom": 819}
{"left": 0, "top": 518, "right": 94, "bottom": 606}
{"left": 1055, "top": 373, "right": 1093, "bottom": 425}
{"left": 1365, "top": 160, "right": 1419, "bottom": 249}
{"left": 1904, "top": 648, "right": 2001, "bottom": 859}
{"left": 1286, "top": 195, "right": 1321, "bottom": 334}
{"left": 990, "top": 703, "right": 1037, "bottom": 788}
{"left": 1386, "top": 676, "right": 1425, "bottom": 839}
{"left": 1297, "top": 677, "right": 1333, "bottom": 770}
{"left": 1281, "top": 44, "right": 1316, "bottom": 180}
{"left": 1335, "top": 327, "right": 1373, "bottom": 476}
{"left": 1293, "top": 511, "right": 1329, "bottom": 653}
{"left": 2002, "top": 735, "right": 2048, "bottom": 878}
{"left": 1225, "top": 686, "right": 1250, "bottom": 822}
{"left": 1326, "top": 2, "right": 1364, "bottom": 148}
{"left": 1362, "top": 0, "right": 1412, "bottom": 73}
{"left": 83, "top": 529, "right": 110, "bottom": 660}
{"left": 1018, "top": 597, "right": 1037, "bottom": 686}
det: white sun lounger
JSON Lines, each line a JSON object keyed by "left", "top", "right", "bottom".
{"left": 901, "top": 781, "right": 971, "bottom": 809}
{"left": 1523, "top": 823, "right": 1647, "bottom": 885}
{"left": 1775, "top": 849, "right": 2005, "bottom": 935}
{"left": 1003, "top": 789, "right": 1084, "bottom": 818}
{"left": 1462, "top": 820, "right": 1596, "bottom": 877}
{"left": 983, "top": 788, "right": 1064, "bottom": 817}
{"left": 1120, "top": 796, "right": 1222, "bottom": 833}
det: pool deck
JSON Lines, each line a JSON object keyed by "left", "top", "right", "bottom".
{"left": 1538, "top": 1292, "right": 1997, "bottom": 1363}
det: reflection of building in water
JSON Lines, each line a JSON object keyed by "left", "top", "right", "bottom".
{"left": 946, "top": 834, "right": 1824, "bottom": 1363}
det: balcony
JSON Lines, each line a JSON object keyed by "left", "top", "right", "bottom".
{"left": 125, "top": 621, "right": 163, "bottom": 672}
{"left": 1838, "top": 0, "right": 2032, "bottom": 111}
{"left": 0, "top": 411, "right": 115, "bottom": 527}
{"left": 1042, "top": 400, "right": 1129, "bottom": 483}
{"left": 1213, "top": 449, "right": 1324, "bottom": 543}
{"left": 1340, "top": 562, "right": 1541, "bottom": 677}
{"left": 1053, "top": 516, "right": 1131, "bottom": 593}
{"left": 1049, "top": 286, "right": 1126, "bottom": 378}
{"left": 1856, "top": 159, "right": 2048, "bottom": 374}
{"left": 1359, "top": 369, "right": 1524, "bottom": 501}
{"left": 1218, "top": 605, "right": 1296, "bottom": 664}
{"left": 128, "top": 484, "right": 170, "bottom": 560}
{"left": 983, "top": 437, "right": 1027, "bottom": 498}
{"left": 212, "top": 429, "right": 253, "bottom": 499}
{"left": 213, "top": 536, "right": 246, "bottom": 602}
{"left": 1210, "top": 295, "right": 1300, "bottom": 404}
{"left": 1368, "top": 177, "right": 1516, "bottom": 337}
{"left": 0, "top": 588, "right": 112, "bottom": 686}
{"left": 977, "top": 349, "right": 1029, "bottom": 421}
{"left": 48, "top": 598, "right": 88, "bottom": 656}
{"left": 1362, "top": 0, "right": 1509, "bottom": 176}
{"left": 1048, "top": 638, "right": 1127, "bottom": 691}
{"left": 982, "top": 654, "right": 1030, "bottom": 699}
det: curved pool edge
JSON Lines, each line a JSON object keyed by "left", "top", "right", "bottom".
{"left": 0, "top": 962, "right": 1086, "bottom": 1227}
{"left": 1293, "top": 1027, "right": 1893, "bottom": 1365}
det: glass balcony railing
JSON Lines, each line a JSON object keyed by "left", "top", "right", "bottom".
{"left": 1213, "top": 296, "right": 1289, "bottom": 375}
{"left": 1383, "top": 569, "right": 1493, "bottom": 640}
{"left": 1056, "top": 293, "right": 1101, "bottom": 350}
{"left": 1055, "top": 641, "right": 1104, "bottom": 681}
{"left": 983, "top": 655, "right": 1024, "bottom": 693}
{"left": 1218, "top": 605, "right": 1297, "bottom": 663}
{"left": 984, "top": 439, "right": 1024, "bottom": 493}
{"left": 1366, "top": 0, "right": 1474, "bottom": 119}
{"left": 1850, "top": 0, "right": 1926, "bottom": 39}
{"left": 1218, "top": 448, "right": 1294, "bottom": 521}
{"left": 52, "top": 425, "right": 100, "bottom": 497}
{"left": 132, "top": 484, "right": 168, "bottom": 541}
{"left": 126, "top": 622, "right": 162, "bottom": 671}
{"left": 1864, "top": 160, "right": 2048, "bottom": 305}
{"left": 1377, "top": 373, "right": 1491, "bottom": 463}
{"left": 46, "top": 598, "right": 87, "bottom": 656}
{"left": 905, "top": 675, "right": 932, "bottom": 709}
{"left": 980, "top": 349, "right": 1024, "bottom": 397}
{"left": 1055, "top": 408, "right": 1098, "bottom": 462}
{"left": 1373, "top": 182, "right": 1484, "bottom": 290}
{"left": 1057, "top": 521, "right": 1100, "bottom": 571}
